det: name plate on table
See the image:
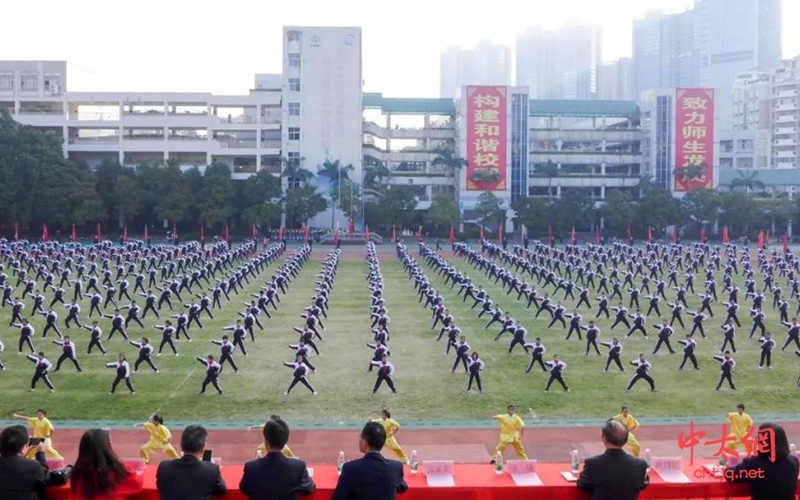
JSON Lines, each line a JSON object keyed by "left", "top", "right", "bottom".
{"left": 507, "top": 460, "right": 543, "bottom": 486}
{"left": 423, "top": 460, "right": 455, "bottom": 487}
{"left": 652, "top": 457, "right": 689, "bottom": 483}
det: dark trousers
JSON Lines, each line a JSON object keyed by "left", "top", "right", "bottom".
{"left": 653, "top": 337, "right": 675, "bottom": 354}
{"left": 18, "top": 336, "right": 34, "bottom": 353}
{"left": 220, "top": 353, "right": 238, "bottom": 372}
{"left": 545, "top": 374, "right": 568, "bottom": 391}
{"left": 373, "top": 374, "right": 396, "bottom": 393}
{"left": 716, "top": 372, "right": 736, "bottom": 390}
{"left": 467, "top": 372, "right": 482, "bottom": 391}
{"left": 159, "top": 337, "right": 177, "bottom": 355}
{"left": 586, "top": 338, "right": 600, "bottom": 355}
{"left": 135, "top": 355, "right": 158, "bottom": 372}
{"left": 680, "top": 353, "right": 698, "bottom": 369}
{"left": 31, "top": 372, "right": 54, "bottom": 390}
{"left": 605, "top": 355, "right": 624, "bottom": 371}
{"left": 286, "top": 376, "right": 314, "bottom": 394}
{"left": 759, "top": 350, "right": 772, "bottom": 367}
{"left": 111, "top": 375, "right": 135, "bottom": 393}
{"left": 201, "top": 375, "right": 223, "bottom": 394}
{"left": 452, "top": 355, "right": 468, "bottom": 373}
{"left": 42, "top": 323, "right": 62, "bottom": 339}
{"left": 721, "top": 338, "right": 737, "bottom": 353}
{"left": 626, "top": 373, "right": 655, "bottom": 391}
{"left": 107, "top": 325, "right": 128, "bottom": 341}
{"left": 527, "top": 356, "right": 547, "bottom": 372}
{"left": 56, "top": 353, "right": 81, "bottom": 371}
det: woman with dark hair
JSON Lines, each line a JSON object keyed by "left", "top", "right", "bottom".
{"left": 725, "top": 422, "right": 799, "bottom": 500}
{"left": 70, "top": 429, "right": 144, "bottom": 500}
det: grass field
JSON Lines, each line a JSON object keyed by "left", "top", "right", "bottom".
{"left": 0, "top": 244, "right": 798, "bottom": 423}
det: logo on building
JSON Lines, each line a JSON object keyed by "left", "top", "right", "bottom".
{"left": 310, "top": 34, "right": 321, "bottom": 48}
{"left": 344, "top": 34, "right": 355, "bottom": 46}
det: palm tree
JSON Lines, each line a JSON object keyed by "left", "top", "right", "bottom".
{"left": 470, "top": 169, "right": 501, "bottom": 192}
{"left": 673, "top": 161, "right": 708, "bottom": 188}
{"left": 535, "top": 160, "right": 560, "bottom": 199}
{"left": 432, "top": 147, "right": 468, "bottom": 203}
{"left": 363, "top": 162, "right": 391, "bottom": 196}
{"left": 281, "top": 156, "right": 312, "bottom": 189}
{"left": 317, "top": 159, "right": 354, "bottom": 229}
{"left": 730, "top": 169, "right": 765, "bottom": 193}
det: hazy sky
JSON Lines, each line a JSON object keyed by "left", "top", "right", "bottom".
{"left": 2, "top": 0, "right": 798, "bottom": 98}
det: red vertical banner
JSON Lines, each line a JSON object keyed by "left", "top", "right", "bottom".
{"left": 334, "top": 227, "right": 340, "bottom": 243}
{"left": 224, "top": 224, "right": 230, "bottom": 243}
{"left": 722, "top": 226, "right": 728, "bottom": 244}
{"left": 252, "top": 224, "right": 257, "bottom": 240}
{"left": 278, "top": 226, "right": 283, "bottom": 241}
{"left": 72, "top": 223, "right": 77, "bottom": 242}
{"left": 144, "top": 224, "right": 149, "bottom": 241}
{"left": 449, "top": 227, "right": 455, "bottom": 246}
{"left": 96, "top": 222, "right": 102, "bottom": 242}
{"left": 466, "top": 86, "right": 507, "bottom": 191}
{"left": 497, "top": 225, "right": 503, "bottom": 244}
{"left": 757, "top": 231, "right": 763, "bottom": 249}
{"left": 303, "top": 226, "right": 309, "bottom": 244}
{"left": 647, "top": 226, "right": 652, "bottom": 243}
{"left": 674, "top": 88, "right": 715, "bottom": 192}
{"left": 14, "top": 223, "right": 19, "bottom": 241}
{"left": 570, "top": 226, "right": 576, "bottom": 244}
{"left": 700, "top": 226, "right": 706, "bottom": 244}
{"left": 42, "top": 223, "right": 49, "bottom": 242}
{"left": 200, "top": 224, "right": 205, "bottom": 241}
{"left": 123, "top": 222, "right": 128, "bottom": 242}
{"left": 673, "top": 226, "right": 678, "bottom": 244}
{"left": 417, "top": 226, "right": 422, "bottom": 242}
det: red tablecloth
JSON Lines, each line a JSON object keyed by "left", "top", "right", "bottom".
{"left": 48, "top": 461, "right": 765, "bottom": 500}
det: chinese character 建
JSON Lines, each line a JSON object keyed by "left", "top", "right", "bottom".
{"left": 474, "top": 109, "right": 500, "bottom": 122}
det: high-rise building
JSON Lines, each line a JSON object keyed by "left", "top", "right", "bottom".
{"left": 772, "top": 56, "right": 800, "bottom": 169}
{"left": 599, "top": 58, "right": 633, "bottom": 101}
{"left": 632, "top": 10, "right": 695, "bottom": 99}
{"left": 438, "top": 41, "right": 511, "bottom": 99}
{"left": 732, "top": 72, "right": 772, "bottom": 131}
{"left": 515, "top": 24, "right": 602, "bottom": 100}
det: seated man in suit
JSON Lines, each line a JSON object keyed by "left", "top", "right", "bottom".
{"left": 331, "top": 421, "right": 408, "bottom": 500}
{"left": 577, "top": 419, "right": 649, "bottom": 500}
{"left": 240, "top": 416, "right": 315, "bottom": 500}
{"left": 0, "top": 425, "right": 51, "bottom": 500}
{"left": 156, "top": 424, "right": 226, "bottom": 500}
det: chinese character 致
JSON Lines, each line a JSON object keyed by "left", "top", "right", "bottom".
{"left": 474, "top": 138, "right": 500, "bottom": 153}
{"left": 704, "top": 424, "right": 739, "bottom": 461}
{"left": 681, "top": 140, "right": 707, "bottom": 154}
{"left": 684, "top": 111, "right": 707, "bottom": 125}
{"left": 473, "top": 94, "right": 500, "bottom": 108}
{"left": 474, "top": 109, "right": 500, "bottom": 122}
{"left": 682, "top": 97, "right": 708, "bottom": 110}
{"left": 682, "top": 126, "right": 708, "bottom": 140}
{"left": 677, "top": 420, "right": 706, "bottom": 466}
{"left": 474, "top": 123, "right": 500, "bottom": 137}
{"left": 473, "top": 153, "right": 500, "bottom": 168}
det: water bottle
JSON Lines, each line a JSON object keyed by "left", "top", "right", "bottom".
{"left": 494, "top": 452, "right": 504, "bottom": 475}
{"left": 336, "top": 451, "right": 345, "bottom": 475}
{"left": 409, "top": 450, "right": 419, "bottom": 474}
{"left": 570, "top": 449, "right": 580, "bottom": 474}
{"left": 643, "top": 448, "right": 652, "bottom": 470}
{"left": 791, "top": 443, "right": 797, "bottom": 456}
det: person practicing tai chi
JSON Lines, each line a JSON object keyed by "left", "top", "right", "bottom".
{"left": 725, "top": 403, "right": 753, "bottom": 452}
{"left": 283, "top": 354, "right": 317, "bottom": 395}
{"left": 759, "top": 332, "right": 775, "bottom": 369}
{"left": 524, "top": 338, "right": 548, "bottom": 373}
{"left": 781, "top": 318, "right": 800, "bottom": 352}
{"left": 678, "top": 335, "right": 699, "bottom": 370}
{"left": 714, "top": 351, "right": 736, "bottom": 391}
{"left": 28, "top": 351, "right": 54, "bottom": 392}
{"left": 720, "top": 321, "right": 737, "bottom": 353}
{"left": 131, "top": 337, "right": 158, "bottom": 373}
{"left": 106, "top": 353, "right": 135, "bottom": 395}
{"left": 491, "top": 404, "right": 527, "bottom": 464}
{"left": 373, "top": 410, "right": 409, "bottom": 463}
{"left": 544, "top": 354, "right": 569, "bottom": 392}
{"left": 626, "top": 353, "right": 656, "bottom": 392}
{"left": 212, "top": 335, "right": 239, "bottom": 373}
{"left": 466, "top": 351, "right": 485, "bottom": 393}
{"left": 133, "top": 414, "right": 180, "bottom": 464}
{"left": 652, "top": 320, "right": 675, "bottom": 355}
{"left": 197, "top": 354, "right": 224, "bottom": 395}
{"left": 451, "top": 336, "right": 470, "bottom": 374}
{"left": 614, "top": 405, "right": 641, "bottom": 457}
{"left": 53, "top": 335, "right": 82, "bottom": 372}
{"left": 13, "top": 409, "right": 63, "bottom": 460}
{"left": 602, "top": 337, "right": 624, "bottom": 372}
{"left": 371, "top": 355, "right": 397, "bottom": 394}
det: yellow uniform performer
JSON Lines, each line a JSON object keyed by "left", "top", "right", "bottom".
{"left": 373, "top": 418, "right": 409, "bottom": 463}
{"left": 255, "top": 425, "right": 295, "bottom": 458}
{"left": 615, "top": 413, "right": 641, "bottom": 457}
{"left": 25, "top": 417, "right": 63, "bottom": 460}
{"left": 492, "top": 414, "right": 528, "bottom": 460}
{"left": 726, "top": 412, "right": 753, "bottom": 452}
{"left": 140, "top": 422, "right": 180, "bottom": 463}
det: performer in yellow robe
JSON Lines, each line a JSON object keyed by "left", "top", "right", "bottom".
{"left": 134, "top": 414, "right": 179, "bottom": 463}
{"left": 373, "top": 410, "right": 409, "bottom": 463}
{"left": 492, "top": 404, "right": 528, "bottom": 462}
{"left": 14, "top": 410, "right": 63, "bottom": 460}
{"left": 614, "top": 405, "right": 641, "bottom": 457}
{"left": 726, "top": 403, "right": 754, "bottom": 452}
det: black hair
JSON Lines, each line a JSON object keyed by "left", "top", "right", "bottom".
{"left": 71, "top": 429, "right": 129, "bottom": 499}
{"left": 0, "top": 425, "right": 29, "bottom": 457}
{"left": 181, "top": 425, "right": 208, "bottom": 454}
{"left": 361, "top": 421, "right": 387, "bottom": 451}
{"left": 759, "top": 422, "right": 790, "bottom": 462}
{"left": 602, "top": 419, "right": 629, "bottom": 447}
{"left": 152, "top": 414, "right": 164, "bottom": 425}
{"left": 263, "top": 417, "right": 290, "bottom": 449}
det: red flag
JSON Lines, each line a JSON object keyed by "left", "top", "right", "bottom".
{"left": 14, "top": 223, "right": 19, "bottom": 241}
{"left": 479, "top": 225, "right": 484, "bottom": 243}
{"left": 783, "top": 233, "right": 789, "bottom": 254}
{"left": 757, "top": 231, "right": 763, "bottom": 249}
{"left": 449, "top": 227, "right": 455, "bottom": 246}
{"left": 498, "top": 225, "right": 503, "bottom": 244}
{"left": 547, "top": 224, "right": 553, "bottom": 245}
{"left": 626, "top": 225, "right": 631, "bottom": 240}
{"left": 647, "top": 226, "right": 652, "bottom": 243}
{"left": 595, "top": 226, "right": 600, "bottom": 244}
{"left": 303, "top": 225, "right": 309, "bottom": 244}
{"left": 200, "top": 224, "right": 205, "bottom": 241}
{"left": 365, "top": 225, "right": 370, "bottom": 242}
{"left": 252, "top": 224, "right": 257, "bottom": 240}
{"left": 765, "top": 230, "right": 770, "bottom": 247}
{"left": 391, "top": 225, "right": 396, "bottom": 244}
{"left": 417, "top": 226, "right": 422, "bottom": 242}
{"left": 722, "top": 226, "right": 729, "bottom": 244}
{"left": 224, "top": 224, "right": 230, "bottom": 243}
{"left": 96, "top": 222, "right": 102, "bottom": 242}
{"left": 123, "top": 222, "right": 128, "bottom": 242}
{"left": 700, "top": 226, "right": 706, "bottom": 244}
{"left": 348, "top": 218, "right": 354, "bottom": 235}
{"left": 71, "top": 223, "right": 77, "bottom": 242}
{"left": 672, "top": 226, "right": 678, "bottom": 244}
{"left": 144, "top": 224, "right": 149, "bottom": 241}
{"left": 42, "top": 223, "right": 49, "bottom": 242}
{"left": 570, "top": 226, "right": 576, "bottom": 244}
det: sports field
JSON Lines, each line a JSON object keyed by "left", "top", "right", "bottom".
{"left": 0, "top": 243, "right": 797, "bottom": 424}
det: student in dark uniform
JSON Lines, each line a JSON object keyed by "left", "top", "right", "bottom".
{"left": 626, "top": 353, "right": 656, "bottom": 392}
{"left": 84, "top": 321, "right": 106, "bottom": 355}
{"left": 714, "top": 351, "right": 736, "bottom": 391}
{"left": 106, "top": 353, "right": 135, "bottom": 394}
{"left": 544, "top": 354, "right": 569, "bottom": 392}
{"left": 13, "top": 318, "right": 36, "bottom": 354}
{"left": 283, "top": 354, "right": 316, "bottom": 395}
{"left": 197, "top": 354, "right": 223, "bottom": 395}
{"left": 371, "top": 355, "right": 397, "bottom": 394}
{"left": 104, "top": 309, "right": 128, "bottom": 340}
{"left": 465, "top": 351, "right": 485, "bottom": 393}
{"left": 212, "top": 335, "right": 238, "bottom": 373}
{"left": 38, "top": 308, "right": 63, "bottom": 339}
{"left": 28, "top": 351, "right": 55, "bottom": 392}
{"left": 781, "top": 318, "right": 800, "bottom": 351}
{"left": 451, "top": 336, "right": 470, "bottom": 374}
{"left": 155, "top": 321, "right": 178, "bottom": 356}
{"left": 758, "top": 332, "right": 775, "bottom": 369}
{"left": 652, "top": 320, "right": 676, "bottom": 354}
{"left": 524, "top": 338, "right": 547, "bottom": 373}
{"left": 130, "top": 337, "right": 158, "bottom": 373}
{"left": 53, "top": 335, "right": 82, "bottom": 372}
{"left": 678, "top": 335, "right": 699, "bottom": 370}
{"left": 602, "top": 337, "right": 624, "bottom": 371}
{"left": 721, "top": 322, "right": 737, "bottom": 353}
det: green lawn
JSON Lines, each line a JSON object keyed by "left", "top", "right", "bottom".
{"left": 0, "top": 247, "right": 797, "bottom": 423}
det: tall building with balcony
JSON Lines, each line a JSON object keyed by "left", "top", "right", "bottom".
{"left": 599, "top": 58, "right": 633, "bottom": 101}
{"left": 632, "top": 10, "right": 696, "bottom": 101}
{"left": 717, "top": 71, "right": 772, "bottom": 171}
{"left": 772, "top": 56, "right": 800, "bottom": 169}
{"left": 439, "top": 41, "right": 512, "bottom": 99}
{"left": 516, "top": 24, "right": 602, "bottom": 100}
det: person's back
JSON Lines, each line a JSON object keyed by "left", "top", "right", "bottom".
{"left": 0, "top": 425, "right": 50, "bottom": 500}
{"left": 70, "top": 429, "right": 143, "bottom": 500}
{"left": 577, "top": 420, "right": 648, "bottom": 500}
{"left": 157, "top": 455, "right": 225, "bottom": 500}
{"left": 240, "top": 452, "right": 314, "bottom": 500}
{"left": 726, "top": 423, "right": 799, "bottom": 500}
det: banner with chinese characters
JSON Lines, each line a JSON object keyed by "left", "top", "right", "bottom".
{"left": 466, "top": 86, "right": 507, "bottom": 191}
{"left": 674, "top": 88, "right": 714, "bottom": 192}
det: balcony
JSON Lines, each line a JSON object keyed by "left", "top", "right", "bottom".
{"left": 775, "top": 103, "right": 798, "bottom": 112}
{"left": 775, "top": 114, "right": 798, "bottom": 124}
{"left": 530, "top": 151, "right": 643, "bottom": 165}
{"left": 530, "top": 128, "right": 641, "bottom": 143}
{"left": 362, "top": 121, "right": 455, "bottom": 140}
{"left": 775, "top": 150, "right": 796, "bottom": 158}
{"left": 774, "top": 139, "right": 797, "bottom": 147}
{"left": 260, "top": 139, "right": 282, "bottom": 149}
{"left": 774, "top": 127, "right": 797, "bottom": 136}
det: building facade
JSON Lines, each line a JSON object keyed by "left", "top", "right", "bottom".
{"left": 599, "top": 58, "right": 633, "bottom": 101}
{"left": 772, "top": 56, "right": 800, "bottom": 169}
{"left": 439, "top": 41, "right": 512, "bottom": 99}
{"left": 632, "top": 10, "right": 696, "bottom": 100}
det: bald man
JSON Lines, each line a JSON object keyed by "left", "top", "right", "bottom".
{"left": 577, "top": 419, "right": 649, "bottom": 500}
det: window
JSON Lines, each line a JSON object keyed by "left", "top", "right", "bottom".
{"left": 20, "top": 73, "right": 38, "bottom": 91}
{"left": 288, "top": 54, "right": 301, "bottom": 68}
{"left": 287, "top": 30, "right": 302, "bottom": 42}
{"left": 287, "top": 152, "right": 300, "bottom": 162}
{"left": 0, "top": 73, "right": 12, "bottom": 91}
{"left": 288, "top": 127, "right": 300, "bottom": 140}
{"left": 289, "top": 78, "right": 301, "bottom": 92}
{"left": 288, "top": 102, "right": 300, "bottom": 116}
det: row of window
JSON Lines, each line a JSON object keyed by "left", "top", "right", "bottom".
{"left": 0, "top": 73, "right": 62, "bottom": 93}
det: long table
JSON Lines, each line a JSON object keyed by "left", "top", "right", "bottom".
{"left": 48, "top": 461, "right": 764, "bottom": 500}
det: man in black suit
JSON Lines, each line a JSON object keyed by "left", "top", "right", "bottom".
{"left": 331, "top": 421, "right": 408, "bottom": 500}
{"left": 577, "top": 419, "right": 649, "bottom": 500}
{"left": 156, "top": 424, "right": 226, "bottom": 500}
{"left": 0, "top": 425, "right": 50, "bottom": 500}
{"left": 240, "top": 416, "right": 315, "bottom": 500}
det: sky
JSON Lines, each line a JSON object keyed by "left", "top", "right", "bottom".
{"left": 2, "top": 0, "right": 799, "bottom": 98}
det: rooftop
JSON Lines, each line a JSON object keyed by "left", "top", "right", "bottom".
{"left": 363, "top": 93, "right": 455, "bottom": 115}
{"left": 529, "top": 99, "right": 640, "bottom": 118}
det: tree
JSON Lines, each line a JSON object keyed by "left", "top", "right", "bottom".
{"left": 636, "top": 186, "right": 684, "bottom": 234}
{"left": 197, "top": 162, "right": 235, "bottom": 227}
{"left": 601, "top": 190, "right": 636, "bottom": 233}
{"left": 94, "top": 159, "right": 125, "bottom": 221}
{"left": 382, "top": 186, "right": 418, "bottom": 225}
{"left": 475, "top": 192, "right": 504, "bottom": 228}
{"left": 363, "top": 162, "right": 391, "bottom": 193}
{"left": 673, "top": 162, "right": 707, "bottom": 189}
{"left": 432, "top": 148, "right": 468, "bottom": 207}
{"left": 334, "top": 178, "right": 361, "bottom": 220}
{"left": 428, "top": 194, "right": 460, "bottom": 228}
{"left": 535, "top": 160, "right": 560, "bottom": 199}
{"left": 730, "top": 169, "right": 765, "bottom": 193}
{"left": 285, "top": 185, "right": 327, "bottom": 227}
{"left": 156, "top": 164, "right": 190, "bottom": 223}
{"left": 718, "top": 191, "right": 759, "bottom": 237}
{"left": 240, "top": 170, "right": 282, "bottom": 227}
{"left": 112, "top": 173, "right": 141, "bottom": 222}
{"left": 318, "top": 159, "right": 354, "bottom": 228}
{"left": 470, "top": 169, "right": 501, "bottom": 192}
{"left": 511, "top": 196, "right": 547, "bottom": 231}
{"left": 550, "top": 190, "right": 596, "bottom": 233}
{"left": 682, "top": 188, "right": 721, "bottom": 225}
{"left": 135, "top": 163, "right": 165, "bottom": 223}
{"left": 281, "top": 156, "right": 312, "bottom": 189}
